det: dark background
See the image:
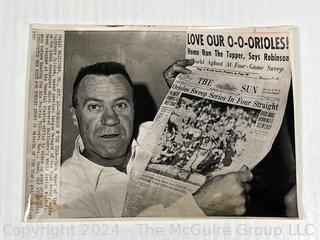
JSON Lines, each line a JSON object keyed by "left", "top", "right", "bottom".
{"left": 246, "top": 84, "right": 296, "bottom": 217}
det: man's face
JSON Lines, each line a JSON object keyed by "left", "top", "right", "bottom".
{"left": 71, "top": 74, "right": 134, "bottom": 165}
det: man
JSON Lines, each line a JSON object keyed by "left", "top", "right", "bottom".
{"left": 60, "top": 61, "right": 252, "bottom": 218}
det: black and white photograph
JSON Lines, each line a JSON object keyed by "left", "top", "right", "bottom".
{"left": 146, "top": 93, "right": 261, "bottom": 185}
{"left": 23, "top": 27, "right": 298, "bottom": 220}
{"left": 4, "top": 0, "right": 320, "bottom": 239}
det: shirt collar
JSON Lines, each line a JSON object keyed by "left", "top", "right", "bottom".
{"left": 71, "top": 136, "right": 137, "bottom": 190}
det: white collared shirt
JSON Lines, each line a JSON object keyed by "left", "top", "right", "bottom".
{"left": 59, "top": 122, "right": 205, "bottom": 218}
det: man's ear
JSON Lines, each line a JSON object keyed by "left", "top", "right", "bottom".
{"left": 69, "top": 106, "right": 79, "bottom": 129}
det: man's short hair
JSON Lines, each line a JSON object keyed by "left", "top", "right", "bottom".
{"left": 72, "top": 62, "right": 134, "bottom": 107}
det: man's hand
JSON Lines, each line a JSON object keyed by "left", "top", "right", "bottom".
{"left": 193, "top": 165, "right": 252, "bottom": 216}
{"left": 163, "top": 59, "right": 195, "bottom": 87}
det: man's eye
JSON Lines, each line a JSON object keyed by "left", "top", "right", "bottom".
{"left": 88, "top": 104, "right": 102, "bottom": 112}
{"left": 114, "top": 102, "right": 128, "bottom": 111}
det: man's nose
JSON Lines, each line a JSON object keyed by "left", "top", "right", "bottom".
{"left": 101, "top": 108, "right": 120, "bottom": 126}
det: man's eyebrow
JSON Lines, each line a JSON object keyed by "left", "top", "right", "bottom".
{"left": 114, "top": 97, "right": 131, "bottom": 102}
{"left": 83, "top": 97, "right": 103, "bottom": 105}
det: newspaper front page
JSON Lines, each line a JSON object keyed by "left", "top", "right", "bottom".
{"left": 24, "top": 25, "right": 298, "bottom": 221}
{"left": 123, "top": 28, "right": 294, "bottom": 217}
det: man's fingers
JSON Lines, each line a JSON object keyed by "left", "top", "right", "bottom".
{"left": 237, "top": 170, "right": 253, "bottom": 183}
{"left": 237, "top": 165, "right": 252, "bottom": 183}
{"left": 234, "top": 205, "right": 246, "bottom": 216}
{"left": 242, "top": 183, "right": 251, "bottom": 193}
{"left": 175, "top": 58, "right": 195, "bottom": 67}
{"left": 172, "top": 64, "right": 192, "bottom": 74}
{"left": 208, "top": 174, "right": 223, "bottom": 183}
{"left": 240, "top": 164, "right": 249, "bottom": 171}
{"left": 163, "top": 59, "right": 194, "bottom": 85}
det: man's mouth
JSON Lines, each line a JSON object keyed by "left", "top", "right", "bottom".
{"left": 99, "top": 133, "right": 121, "bottom": 139}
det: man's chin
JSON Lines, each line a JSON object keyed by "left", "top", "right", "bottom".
{"left": 98, "top": 146, "right": 129, "bottom": 160}
{"left": 85, "top": 140, "right": 131, "bottom": 163}
{"left": 100, "top": 152, "right": 127, "bottom": 160}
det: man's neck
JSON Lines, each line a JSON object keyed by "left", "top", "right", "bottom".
{"left": 82, "top": 148, "right": 131, "bottom": 173}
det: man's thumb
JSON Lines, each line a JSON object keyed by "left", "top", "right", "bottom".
{"left": 240, "top": 165, "right": 249, "bottom": 171}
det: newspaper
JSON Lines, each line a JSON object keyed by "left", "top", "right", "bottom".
{"left": 123, "top": 28, "right": 294, "bottom": 216}
{"left": 24, "top": 25, "right": 298, "bottom": 221}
